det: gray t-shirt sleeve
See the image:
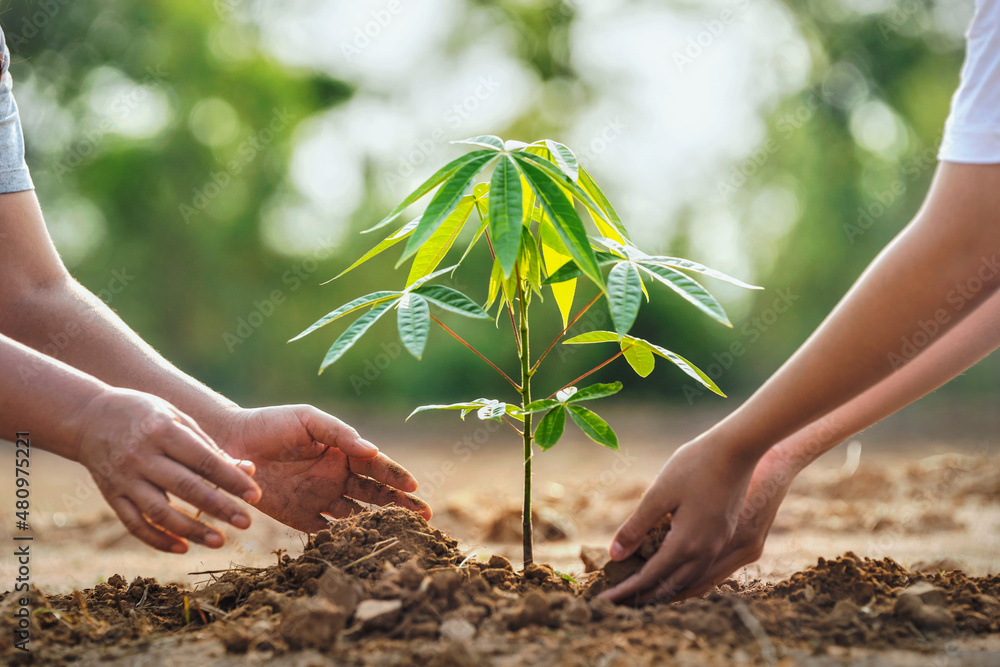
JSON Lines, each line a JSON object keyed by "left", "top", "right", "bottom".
{"left": 0, "top": 25, "right": 34, "bottom": 193}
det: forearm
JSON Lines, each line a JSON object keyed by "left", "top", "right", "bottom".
{"left": 0, "top": 333, "right": 108, "bottom": 460}
{"left": 703, "top": 162, "right": 1000, "bottom": 464}
{"left": 0, "top": 278, "right": 238, "bottom": 440}
{"left": 770, "top": 285, "right": 1000, "bottom": 474}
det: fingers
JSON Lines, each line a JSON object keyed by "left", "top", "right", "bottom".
{"left": 299, "top": 406, "right": 379, "bottom": 459}
{"left": 322, "top": 497, "right": 368, "bottom": 522}
{"left": 128, "top": 480, "right": 229, "bottom": 548}
{"left": 344, "top": 475, "right": 432, "bottom": 520}
{"left": 348, "top": 453, "right": 419, "bottom": 493}
{"left": 160, "top": 419, "right": 261, "bottom": 505}
{"left": 608, "top": 488, "right": 674, "bottom": 561}
{"left": 676, "top": 545, "right": 762, "bottom": 602}
{"left": 107, "top": 495, "right": 188, "bottom": 553}
{"left": 144, "top": 457, "right": 252, "bottom": 530}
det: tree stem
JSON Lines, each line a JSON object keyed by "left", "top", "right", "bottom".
{"left": 530, "top": 292, "right": 602, "bottom": 374}
{"left": 429, "top": 314, "right": 520, "bottom": 390}
{"left": 517, "top": 277, "right": 533, "bottom": 566}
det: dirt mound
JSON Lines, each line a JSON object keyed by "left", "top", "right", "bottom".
{"left": 2, "top": 508, "right": 999, "bottom": 665}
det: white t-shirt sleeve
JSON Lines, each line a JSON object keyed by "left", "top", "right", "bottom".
{"left": 939, "top": 0, "right": 1000, "bottom": 163}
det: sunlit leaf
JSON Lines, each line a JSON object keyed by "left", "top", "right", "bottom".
{"left": 627, "top": 335, "right": 726, "bottom": 396}
{"left": 334, "top": 217, "right": 420, "bottom": 280}
{"left": 542, "top": 140, "right": 579, "bottom": 182}
{"left": 578, "top": 167, "right": 631, "bottom": 244}
{"left": 607, "top": 261, "right": 643, "bottom": 334}
{"left": 646, "top": 256, "right": 762, "bottom": 290}
{"left": 396, "top": 293, "right": 430, "bottom": 359}
{"left": 290, "top": 291, "right": 401, "bottom": 342}
{"left": 556, "top": 386, "right": 578, "bottom": 402}
{"left": 407, "top": 264, "right": 461, "bottom": 292}
{"left": 519, "top": 225, "right": 542, "bottom": 296}
{"left": 540, "top": 220, "right": 576, "bottom": 327}
{"left": 637, "top": 262, "right": 731, "bottom": 327}
{"left": 622, "top": 341, "right": 655, "bottom": 377}
{"left": 513, "top": 151, "right": 611, "bottom": 227}
{"left": 413, "top": 285, "right": 489, "bottom": 319}
{"left": 406, "top": 196, "right": 475, "bottom": 286}
{"left": 400, "top": 152, "right": 498, "bottom": 262}
{"left": 452, "top": 135, "right": 504, "bottom": 150}
{"left": 534, "top": 407, "right": 565, "bottom": 451}
{"left": 513, "top": 157, "right": 605, "bottom": 290}
{"left": 319, "top": 300, "right": 397, "bottom": 373}
{"left": 567, "top": 405, "right": 619, "bottom": 450}
{"left": 562, "top": 330, "right": 620, "bottom": 345}
{"left": 407, "top": 398, "right": 504, "bottom": 421}
{"left": 476, "top": 399, "right": 507, "bottom": 420}
{"left": 364, "top": 149, "right": 495, "bottom": 234}
{"left": 565, "top": 381, "right": 622, "bottom": 403}
{"left": 488, "top": 154, "right": 524, "bottom": 277}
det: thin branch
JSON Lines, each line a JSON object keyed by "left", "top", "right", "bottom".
{"left": 484, "top": 230, "right": 521, "bottom": 352}
{"left": 502, "top": 415, "right": 524, "bottom": 437}
{"left": 430, "top": 314, "right": 520, "bottom": 390}
{"left": 530, "top": 292, "right": 602, "bottom": 374}
{"left": 548, "top": 349, "right": 625, "bottom": 399}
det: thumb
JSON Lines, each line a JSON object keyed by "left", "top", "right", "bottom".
{"left": 609, "top": 490, "right": 673, "bottom": 561}
{"left": 300, "top": 406, "right": 379, "bottom": 458}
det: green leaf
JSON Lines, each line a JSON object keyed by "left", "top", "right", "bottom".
{"left": 513, "top": 157, "right": 605, "bottom": 291}
{"left": 452, "top": 135, "right": 504, "bottom": 150}
{"left": 520, "top": 397, "right": 563, "bottom": 415}
{"left": 413, "top": 285, "right": 490, "bottom": 319}
{"left": 407, "top": 400, "right": 490, "bottom": 420}
{"left": 488, "top": 154, "right": 524, "bottom": 277}
{"left": 566, "top": 381, "right": 623, "bottom": 403}
{"left": 364, "top": 150, "right": 495, "bottom": 234}
{"left": 318, "top": 300, "right": 397, "bottom": 373}
{"left": 646, "top": 257, "right": 762, "bottom": 290}
{"left": 607, "top": 261, "right": 643, "bottom": 334}
{"left": 407, "top": 264, "right": 461, "bottom": 292}
{"left": 475, "top": 399, "right": 507, "bottom": 420}
{"left": 563, "top": 330, "right": 620, "bottom": 345}
{"left": 622, "top": 341, "right": 655, "bottom": 377}
{"left": 396, "top": 294, "right": 430, "bottom": 359}
{"left": 406, "top": 196, "right": 475, "bottom": 286}
{"left": 334, "top": 217, "right": 420, "bottom": 280}
{"left": 638, "top": 262, "right": 732, "bottom": 327}
{"left": 541, "top": 251, "right": 619, "bottom": 284}
{"left": 534, "top": 407, "right": 566, "bottom": 451}
{"left": 519, "top": 225, "right": 542, "bottom": 296}
{"left": 399, "top": 152, "right": 498, "bottom": 262}
{"left": 539, "top": 140, "right": 580, "bottom": 182}
{"left": 579, "top": 167, "right": 631, "bottom": 244}
{"left": 627, "top": 336, "right": 726, "bottom": 397}
{"left": 567, "top": 405, "right": 619, "bottom": 450}
{"left": 513, "top": 151, "right": 611, "bottom": 226}
{"left": 290, "top": 291, "right": 401, "bottom": 342}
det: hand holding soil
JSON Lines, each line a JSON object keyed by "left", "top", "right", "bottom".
{"left": 601, "top": 439, "right": 755, "bottom": 605}
{"left": 214, "top": 404, "right": 431, "bottom": 532}
{"left": 74, "top": 387, "right": 261, "bottom": 554}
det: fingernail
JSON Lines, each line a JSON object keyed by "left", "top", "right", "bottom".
{"left": 236, "top": 459, "right": 256, "bottom": 473}
{"left": 609, "top": 541, "right": 627, "bottom": 560}
{"left": 231, "top": 512, "right": 251, "bottom": 529}
{"left": 359, "top": 438, "right": 379, "bottom": 454}
{"left": 241, "top": 489, "right": 260, "bottom": 504}
{"left": 170, "top": 543, "right": 187, "bottom": 554}
{"left": 204, "top": 532, "right": 224, "bottom": 548}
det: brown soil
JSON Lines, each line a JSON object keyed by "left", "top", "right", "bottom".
{"left": 2, "top": 506, "right": 998, "bottom": 666}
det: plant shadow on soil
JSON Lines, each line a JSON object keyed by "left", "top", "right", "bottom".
{"left": 1, "top": 506, "right": 999, "bottom": 666}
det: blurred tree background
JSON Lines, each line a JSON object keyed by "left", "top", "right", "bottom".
{"left": 5, "top": 0, "right": 994, "bottom": 418}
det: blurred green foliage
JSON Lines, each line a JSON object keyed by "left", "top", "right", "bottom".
{"left": 6, "top": 0, "right": 996, "bottom": 416}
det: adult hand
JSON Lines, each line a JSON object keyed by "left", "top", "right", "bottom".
{"left": 75, "top": 388, "right": 262, "bottom": 553}
{"left": 599, "top": 440, "right": 755, "bottom": 605}
{"left": 216, "top": 405, "right": 431, "bottom": 532}
{"left": 666, "top": 444, "right": 796, "bottom": 602}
